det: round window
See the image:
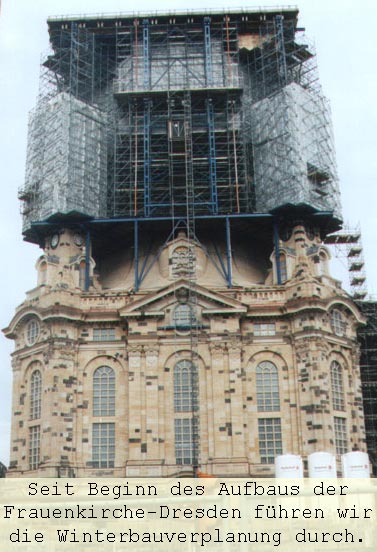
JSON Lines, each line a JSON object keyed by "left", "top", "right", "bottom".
{"left": 26, "top": 318, "right": 40, "bottom": 346}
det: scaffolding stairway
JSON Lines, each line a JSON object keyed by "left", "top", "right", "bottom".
{"left": 324, "top": 225, "right": 367, "bottom": 300}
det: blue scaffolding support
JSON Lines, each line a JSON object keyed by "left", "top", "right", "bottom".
{"left": 203, "top": 17, "right": 213, "bottom": 87}
{"left": 143, "top": 19, "right": 150, "bottom": 90}
{"left": 206, "top": 99, "right": 218, "bottom": 214}
{"left": 143, "top": 99, "right": 151, "bottom": 216}
{"left": 134, "top": 219, "right": 192, "bottom": 290}
{"left": 225, "top": 217, "right": 233, "bottom": 288}
{"left": 275, "top": 15, "right": 288, "bottom": 86}
{"left": 212, "top": 240, "right": 231, "bottom": 285}
{"left": 134, "top": 220, "right": 139, "bottom": 290}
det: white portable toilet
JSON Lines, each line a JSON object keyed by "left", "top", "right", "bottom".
{"left": 275, "top": 454, "right": 303, "bottom": 478}
{"left": 308, "top": 451, "right": 336, "bottom": 478}
{"left": 341, "top": 451, "right": 370, "bottom": 478}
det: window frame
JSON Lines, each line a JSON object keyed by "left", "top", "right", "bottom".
{"left": 173, "top": 359, "right": 198, "bottom": 466}
{"left": 331, "top": 360, "right": 345, "bottom": 411}
{"left": 174, "top": 359, "right": 195, "bottom": 412}
{"left": 334, "top": 416, "right": 348, "bottom": 455}
{"left": 256, "top": 361, "right": 280, "bottom": 412}
{"left": 173, "top": 303, "right": 196, "bottom": 329}
{"left": 174, "top": 418, "right": 194, "bottom": 465}
{"left": 279, "top": 253, "right": 287, "bottom": 283}
{"left": 93, "top": 366, "right": 116, "bottom": 417}
{"left": 30, "top": 370, "right": 42, "bottom": 420}
{"left": 26, "top": 318, "right": 40, "bottom": 346}
{"left": 330, "top": 309, "right": 345, "bottom": 336}
{"left": 253, "top": 323, "right": 276, "bottom": 337}
{"left": 92, "top": 422, "right": 115, "bottom": 468}
{"left": 258, "top": 417, "right": 283, "bottom": 464}
{"left": 29, "top": 425, "right": 41, "bottom": 470}
{"left": 93, "top": 328, "right": 116, "bottom": 342}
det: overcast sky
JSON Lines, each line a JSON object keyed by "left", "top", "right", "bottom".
{"left": 0, "top": 0, "right": 376, "bottom": 465}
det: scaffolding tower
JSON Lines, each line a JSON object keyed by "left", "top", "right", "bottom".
{"left": 357, "top": 301, "right": 377, "bottom": 475}
{"left": 242, "top": 16, "right": 340, "bottom": 217}
{"left": 20, "top": 9, "right": 341, "bottom": 236}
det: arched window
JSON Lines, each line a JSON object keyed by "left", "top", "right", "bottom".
{"left": 174, "top": 359, "right": 197, "bottom": 465}
{"left": 173, "top": 304, "right": 195, "bottom": 329}
{"left": 256, "top": 361, "right": 280, "bottom": 412}
{"left": 93, "top": 366, "right": 115, "bottom": 416}
{"left": 331, "top": 361, "right": 345, "bottom": 411}
{"left": 30, "top": 370, "right": 42, "bottom": 420}
{"left": 330, "top": 309, "right": 344, "bottom": 336}
{"left": 26, "top": 318, "right": 39, "bottom": 346}
{"left": 278, "top": 253, "right": 287, "bottom": 283}
{"left": 174, "top": 360, "right": 195, "bottom": 412}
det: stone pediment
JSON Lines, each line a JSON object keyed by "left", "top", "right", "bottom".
{"left": 118, "top": 279, "right": 247, "bottom": 318}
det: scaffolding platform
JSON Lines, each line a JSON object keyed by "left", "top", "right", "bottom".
{"left": 325, "top": 225, "right": 368, "bottom": 300}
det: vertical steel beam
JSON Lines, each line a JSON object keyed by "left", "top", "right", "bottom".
{"left": 206, "top": 99, "right": 218, "bottom": 214}
{"left": 273, "top": 221, "right": 282, "bottom": 285}
{"left": 275, "top": 15, "right": 288, "bottom": 86}
{"left": 134, "top": 220, "right": 139, "bottom": 291}
{"left": 143, "top": 19, "right": 150, "bottom": 90}
{"left": 143, "top": 99, "right": 151, "bottom": 216}
{"left": 225, "top": 216, "right": 233, "bottom": 288}
{"left": 203, "top": 17, "right": 213, "bottom": 87}
{"left": 85, "top": 230, "right": 91, "bottom": 291}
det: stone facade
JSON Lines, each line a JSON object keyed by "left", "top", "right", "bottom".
{"left": 4, "top": 224, "right": 367, "bottom": 477}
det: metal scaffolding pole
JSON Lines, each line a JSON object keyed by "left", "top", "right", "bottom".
{"left": 142, "top": 19, "right": 150, "bottom": 90}
{"left": 206, "top": 99, "right": 218, "bottom": 214}
{"left": 143, "top": 98, "right": 151, "bottom": 216}
{"left": 203, "top": 17, "right": 213, "bottom": 87}
{"left": 225, "top": 216, "right": 233, "bottom": 288}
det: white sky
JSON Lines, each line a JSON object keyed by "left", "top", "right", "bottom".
{"left": 0, "top": 0, "right": 376, "bottom": 465}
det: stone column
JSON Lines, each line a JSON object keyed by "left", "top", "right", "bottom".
{"left": 295, "top": 336, "right": 332, "bottom": 455}
{"left": 227, "top": 341, "right": 247, "bottom": 462}
{"left": 209, "top": 342, "right": 228, "bottom": 464}
{"left": 144, "top": 346, "right": 160, "bottom": 463}
{"left": 44, "top": 341, "right": 77, "bottom": 476}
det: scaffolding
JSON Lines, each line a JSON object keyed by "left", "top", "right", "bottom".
{"left": 110, "top": 15, "right": 244, "bottom": 218}
{"left": 19, "top": 22, "right": 110, "bottom": 231}
{"left": 242, "top": 17, "right": 340, "bottom": 217}
{"left": 357, "top": 301, "right": 377, "bottom": 475}
{"left": 112, "top": 17, "right": 240, "bottom": 94}
{"left": 20, "top": 9, "right": 341, "bottom": 234}
{"left": 20, "top": 92, "right": 107, "bottom": 230}
{"left": 324, "top": 225, "right": 367, "bottom": 300}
